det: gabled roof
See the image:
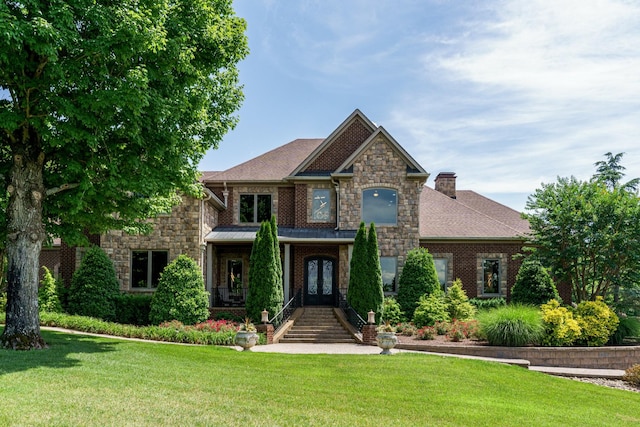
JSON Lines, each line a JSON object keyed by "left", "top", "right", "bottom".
{"left": 332, "top": 126, "right": 428, "bottom": 178}
{"left": 202, "top": 138, "right": 324, "bottom": 183}
{"left": 289, "top": 109, "right": 378, "bottom": 177}
{"left": 419, "top": 186, "right": 530, "bottom": 240}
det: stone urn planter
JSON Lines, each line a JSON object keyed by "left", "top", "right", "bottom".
{"left": 376, "top": 322, "right": 398, "bottom": 355}
{"left": 235, "top": 318, "right": 258, "bottom": 351}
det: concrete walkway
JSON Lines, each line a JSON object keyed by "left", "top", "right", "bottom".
{"left": 246, "top": 342, "right": 626, "bottom": 379}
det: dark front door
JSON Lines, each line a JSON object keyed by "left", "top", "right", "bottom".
{"left": 304, "top": 257, "right": 336, "bottom": 306}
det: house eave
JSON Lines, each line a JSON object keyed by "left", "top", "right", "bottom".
{"left": 420, "top": 236, "right": 527, "bottom": 243}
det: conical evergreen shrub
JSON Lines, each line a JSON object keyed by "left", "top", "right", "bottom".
{"left": 396, "top": 247, "right": 440, "bottom": 321}
{"left": 67, "top": 246, "right": 121, "bottom": 321}
{"left": 246, "top": 220, "right": 283, "bottom": 322}
{"left": 511, "top": 258, "right": 560, "bottom": 305}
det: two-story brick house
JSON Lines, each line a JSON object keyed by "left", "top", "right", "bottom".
{"left": 60, "top": 109, "right": 531, "bottom": 311}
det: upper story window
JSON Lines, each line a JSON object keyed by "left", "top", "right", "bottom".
{"left": 131, "top": 250, "right": 168, "bottom": 289}
{"left": 362, "top": 188, "right": 397, "bottom": 225}
{"left": 312, "top": 189, "right": 331, "bottom": 221}
{"left": 240, "top": 194, "right": 271, "bottom": 223}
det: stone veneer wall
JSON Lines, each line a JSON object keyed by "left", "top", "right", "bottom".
{"left": 338, "top": 135, "right": 425, "bottom": 284}
{"left": 101, "top": 195, "right": 208, "bottom": 291}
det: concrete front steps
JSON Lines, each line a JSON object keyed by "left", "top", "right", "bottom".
{"left": 279, "top": 306, "right": 356, "bottom": 344}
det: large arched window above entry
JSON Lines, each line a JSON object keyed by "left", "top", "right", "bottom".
{"left": 362, "top": 188, "right": 397, "bottom": 225}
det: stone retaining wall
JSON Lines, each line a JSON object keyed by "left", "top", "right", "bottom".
{"left": 396, "top": 343, "right": 640, "bottom": 370}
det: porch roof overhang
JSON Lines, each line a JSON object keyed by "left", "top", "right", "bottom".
{"left": 205, "top": 226, "right": 357, "bottom": 244}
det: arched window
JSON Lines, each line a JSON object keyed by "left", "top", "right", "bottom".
{"left": 362, "top": 188, "right": 397, "bottom": 225}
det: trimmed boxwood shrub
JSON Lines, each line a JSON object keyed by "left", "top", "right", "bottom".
{"left": 149, "top": 255, "right": 210, "bottom": 325}
{"left": 511, "top": 259, "right": 560, "bottom": 305}
{"left": 396, "top": 247, "right": 440, "bottom": 321}
{"left": 477, "top": 305, "right": 544, "bottom": 346}
{"left": 67, "top": 246, "right": 121, "bottom": 321}
{"left": 115, "top": 293, "right": 153, "bottom": 325}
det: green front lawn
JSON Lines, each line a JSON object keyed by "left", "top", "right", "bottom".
{"left": 1, "top": 329, "right": 638, "bottom": 426}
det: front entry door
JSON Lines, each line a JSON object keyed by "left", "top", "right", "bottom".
{"left": 304, "top": 257, "right": 336, "bottom": 306}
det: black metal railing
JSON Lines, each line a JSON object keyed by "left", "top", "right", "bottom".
{"left": 212, "top": 287, "right": 248, "bottom": 307}
{"left": 270, "top": 290, "right": 302, "bottom": 332}
{"left": 337, "top": 288, "right": 367, "bottom": 332}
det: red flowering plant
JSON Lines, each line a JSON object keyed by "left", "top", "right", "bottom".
{"left": 193, "top": 319, "right": 238, "bottom": 333}
{"left": 446, "top": 319, "right": 481, "bottom": 342}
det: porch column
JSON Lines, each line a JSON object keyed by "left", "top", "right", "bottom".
{"left": 206, "top": 244, "right": 213, "bottom": 306}
{"left": 284, "top": 243, "right": 291, "bottom": 304}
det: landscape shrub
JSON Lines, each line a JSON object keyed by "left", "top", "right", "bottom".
{"left": 574, "top": 297, "right": 619, "bottom": 346}
{"left": 67, "top": 246, "right": 121, "bottom": 321}
{"left": 447, "top": 319, "right": 481, "bottom": 342}
{"left": 396, "top": 247, "right": 441, "bottom": 321}
{"left": 469, "top": 297, "right": 506, "bottom": 311}
{"left": 510, "top": 258, "right": 560, "bottom": 305}
{"left": 149, "top": 255, "right": 210, "bottom": 325}
{"left": 412, "top": 291, "right": 450, "bottom": 328}
{"left": 381, "top": 296, "right": 404, "bottom": 325}
{"left": 115, "top": 293, "right": 152, "bottom": 325}
{"left": 540, "top": 299, "right": 581, "bottom": 346}
{"left": 396, "top": 322, "right": 417, "bottom": 336}
{"left": 434, "top": 321, "right": 450, "bottom": 335}
{"left": 212, "top": 311, "right": 244, "bottom": 323}
{"left": 608, "top": 315, "right": 640, "bottom": 345}
{"left": 416, "top": 326, "right": 436, "bottom": 340}
{"left": 38, "top": 266, "right": 63, "bottom": 313}
{"left": 623, "top": 364, "right": 640, "bottom": 388}
{"left": 445, "top": 279, "right": 476, "bottom": 321}
{"left": 477, "top": 305, "right": 544, "bottom": 346}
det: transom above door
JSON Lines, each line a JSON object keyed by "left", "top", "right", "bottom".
{"left": 304, "top": 257, "right": 336, "bottom": 306}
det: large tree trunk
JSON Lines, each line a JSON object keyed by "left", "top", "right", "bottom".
{"left": 1, "top": 153, "right": 47, "bottom": 350}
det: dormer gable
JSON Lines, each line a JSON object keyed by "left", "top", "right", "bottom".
{"left": 290, "top": 109, "right": 377, "bottom": 177}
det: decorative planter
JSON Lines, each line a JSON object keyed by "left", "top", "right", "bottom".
{"left": 235, "top": 331, "right": 258, "bottom": 351}
{"left": 376, "top": 331, "right": 398, "bottom": 355}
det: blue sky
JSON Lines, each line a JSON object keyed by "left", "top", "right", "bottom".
{"left": 200, "top": 0, "right": 640, "bottom": 211}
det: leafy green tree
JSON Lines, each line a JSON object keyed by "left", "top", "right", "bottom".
{"left": 38, "top": 266, "right": 63, "bottom": 313}
{"left": 510, "top": 259, "right": 560, "bottom": 305}
{"left": 524, "top": 154, "right": 640, "bottom": 303}
{"left": 245, "top": 221, "right": 283, "bottom": 323}
{"left": 67, "top": 246, "right": 121, "bottom": 321}
{"left": 149, "top": 255, "right": 210, "bottom": 325}
{"left": 396, "top": 247, "right": 440, "bottom": 320}
{"left": 0, "top": 1, "right": 247, "bottom": 348}
{"left": 347, "top": 222, "right": 369, "bottom": 320}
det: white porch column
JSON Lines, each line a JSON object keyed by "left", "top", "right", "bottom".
{"left": 284, "top": 243, "right": 291, "bottom": 304}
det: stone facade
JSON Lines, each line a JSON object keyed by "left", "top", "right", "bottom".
{"left": 100, "top": 195, "right": 212, "bottom": 291}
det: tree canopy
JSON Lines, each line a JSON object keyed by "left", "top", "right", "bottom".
{"left": 0, "top": 0, "right": 248, "bottom": 348}
{"left": 524, "top": 153, "right": 640, "bottom": 303}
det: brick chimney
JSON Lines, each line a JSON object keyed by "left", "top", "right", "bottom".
{"left": 435, "top": 172, "right": 456, "bottom": 199}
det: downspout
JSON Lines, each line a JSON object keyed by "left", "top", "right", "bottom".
{"left": 332, "top": 179, "right": 340, "bottom": 231}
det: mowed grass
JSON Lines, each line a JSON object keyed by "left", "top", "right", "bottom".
{"left": 1, "top": 330, "right": 639, "bottom": 426}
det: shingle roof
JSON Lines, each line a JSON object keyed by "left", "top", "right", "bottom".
{"left": 419, "top": 186, "right": 530, "bottom": 239}
{"left": 202, "top": 138, "right": 325, "bottom": 183}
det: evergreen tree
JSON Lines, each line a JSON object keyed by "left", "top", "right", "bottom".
{"left": 38, "top": 267, "right": 63, "bottom": 313}
{"left": 270, "top": 215, "right": 284, "bottom": 303}
{"left": 149, "top": 255, "right": 210, "bottom": 325}
{"left": 445, "top": 279, "right": 476, "bottom": 321}
{"left": 396, "top": 247, "right": 440, "bottom": 321}
{"left": 67, "top": 246, "right": 121, "bottom": 321}
{"left": 365, "top": 223, "right": 384, "bottom": 323}
{"left": 245, "top": 221, "right": 283, "bottom": 322}
{"left": 511, "top": 258, "right": 560, "bottom": 305}
{"left": 347, "top": 222, "right": 369, "bottom": 320}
